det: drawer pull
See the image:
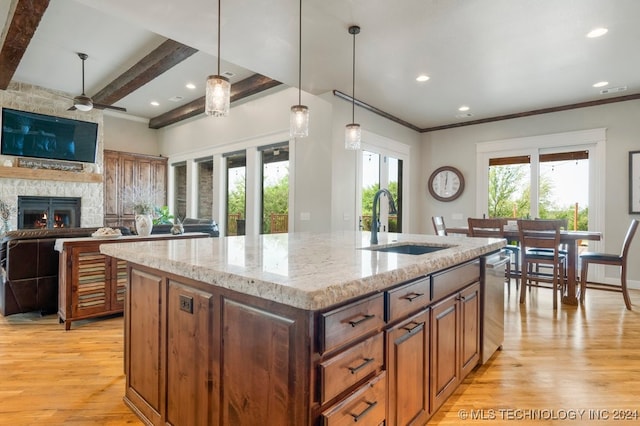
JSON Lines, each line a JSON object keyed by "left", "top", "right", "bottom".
{"left": 347, "top": 357, "right": 374, "bottom": 374}
{"left": 402, "top": 321, "right": 424, "bottom": 333}
{"left": 349, "top": 314, "right": 374, "bottom": 327}
{"left": 402, "top": 292, "right": 424, "bottom": 302}
{"left": 351, "top": 400, "right": 378, "bottom": 422}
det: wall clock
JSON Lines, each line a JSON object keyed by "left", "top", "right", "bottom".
{"left": 428, "top": 166, "right": 465, "bottom": 202}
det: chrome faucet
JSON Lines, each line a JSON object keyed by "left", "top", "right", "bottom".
{"left": 371, "top": 188, "right": 397, "bottom": 244}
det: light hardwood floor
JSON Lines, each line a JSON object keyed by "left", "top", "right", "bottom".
{"left": 1, "top": 285, "right": 638, "bottom": 425}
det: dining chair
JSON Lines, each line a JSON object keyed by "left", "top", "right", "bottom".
{"left": 579, "top": 219, "right": 639, "bottom": 310}
{"left": 518, "top": 219, "right": 567, "bottom": 309}
{"left": 432, "top": 216, "right": 447, "bottom": 236}
{"left": 468, "top": 218, "right": 516, "bottom": 289}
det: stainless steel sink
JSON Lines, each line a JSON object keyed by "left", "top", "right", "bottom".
{"left": 363, "top": 243, "right": 452, "bottom": 255}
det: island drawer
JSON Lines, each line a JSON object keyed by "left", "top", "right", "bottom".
{"left": 385, "top": 276, "right": 430, "bottom": 322}
{"left": 319, "top": 293, "right": 384, "bottom": 354}
{"left": 320, "top": 371, "right": 387, "bottom": 426}
{"left": 432, "top": 260, "right": 480, "bottom": 301}
{"left": 318, "top": 332, "right": 384, "bottom": 405}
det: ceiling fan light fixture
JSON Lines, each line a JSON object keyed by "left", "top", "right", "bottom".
{"left": 205, "top": 0, "right": 231, "bottom": 117}
{"left": 205, "top": 74, "right": 230, "bottom": 116}
{"left": 345, "top": 25, "right": 361, "bottom": 150}
{"left": 73, "top": 94, "right": 93, "bottom": 112}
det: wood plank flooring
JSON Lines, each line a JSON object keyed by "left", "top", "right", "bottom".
{"left": 0, "top": 285, "right": 638, "bottom": 425}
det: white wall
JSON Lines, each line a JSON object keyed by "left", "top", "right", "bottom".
{"left": 103, "top": 112, "right": 160, "bottom": 155}
{"left": 421, "top": 99, "right": 640, "bottom": 285}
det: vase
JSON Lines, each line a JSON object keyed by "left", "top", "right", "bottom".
{"left": 135, "top": 214, "right": 153, "bottom": 236}
{"left": 1, "top": 218, "right": 11, "bottom": 235}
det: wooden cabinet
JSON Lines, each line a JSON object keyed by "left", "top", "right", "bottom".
{"left": 430, "top": 281, "right": 480, "bottom": 412}
{"left": 386, "top": 308, "right": 430, "bottom": 426}
{"left": 122, "top": 259, "right": 482, "bottom": 426}
{"left": 57, "top": 234, "right": 209, "bottom": 330}
{"left": 103, "top": 150, "right": 167, "bottom": 229}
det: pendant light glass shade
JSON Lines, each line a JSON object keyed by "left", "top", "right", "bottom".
{"left": 206, "top": 0, "right": 230, "bottom": 117}
{"left": 290, "top": 0, "right": 309, "bottom": 138}
{"left": 345, "top": 25, "right": 361, "bottom": 150}
{"left": 290, "top": 104, "right": 309, "bottom": 137}
{"left": 345, "top": 123, "right": 361, "bottom": 150}
{"left": 205, "top": 75, "right": 230, "bottom": 117}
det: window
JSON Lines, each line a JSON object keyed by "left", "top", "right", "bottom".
{"left": 359, "top": 150, "right": 403, "bottom": 233}
{"left": 225, "top": 151, "right": 246, "bottom": 236}
{"left": 195, "top": 157, "right": 214, "bottom": 219}
{"left": 477, "top": 128, "right": 605, "bottom": 236}
{"left": 260, "top": 143, "right": 289, "bottom": 234}
{"left": 173, "top": 162, "right": 187, "bottom": 220}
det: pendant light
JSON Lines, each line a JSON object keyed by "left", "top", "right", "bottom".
{"left": 345, "top": 25, "right": 361, "bottom": 150}
{"left": 290, "top": 0, "right": 309, "bottom": 137}
{"left": 205, "top": 0, "right": 231, "bottom": 117}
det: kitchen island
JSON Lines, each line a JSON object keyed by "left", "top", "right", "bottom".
{"left": 100, "top": 231, "right": 504, "bottom": 426}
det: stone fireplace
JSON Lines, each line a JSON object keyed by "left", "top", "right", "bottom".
{"left": 0, "top": 82, "right": 105, "bottom": 230}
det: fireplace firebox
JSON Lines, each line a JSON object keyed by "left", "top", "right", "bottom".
{"left": 17, "top": 196, "right": 81, "bottom": 229}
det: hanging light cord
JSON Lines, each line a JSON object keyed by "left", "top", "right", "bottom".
{"left": 217, "top": 0, "right": 221, "bottom": 75}
{"left": 298, "top": 0, "right": 302, "bottom": 105}
{"left": 351, "top": 28, "right": 356, "bottom": 123}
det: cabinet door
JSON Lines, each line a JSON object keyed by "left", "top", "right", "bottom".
{"left": 430, "top": 293, "right": 459, "bottom": 412}
{"left": 126, "top": 267, "right": 165, "bottom": 425}
{"left": 460, "top": 282, "right": 480, "bottom": 379}
{"left": 109, "top": 258, "right": 127, "bottom": 311}
{"left": 166, "top": 281, "right": 214, "bottom": 426}
{"left": 220, "top": 297, "right": 308, "bottom": 426}
{"left": 103, "top": 151, "right": 120, "bottom": 217}
{"left": 387, "top": 309, "right": 430, "bottom": 426}
{"left": 72, "top": 249, "right": 110, "bottom": 317}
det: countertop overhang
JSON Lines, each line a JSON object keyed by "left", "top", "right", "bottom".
{"left": 99, "top": 231, "right": 505, "bottom": 310}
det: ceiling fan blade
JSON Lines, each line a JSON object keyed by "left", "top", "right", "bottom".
{"left": 93, "top": 103, "right": 127, "bottom": 112}
{"left": 67, "top": 105, "right": 77, "bottom": 111}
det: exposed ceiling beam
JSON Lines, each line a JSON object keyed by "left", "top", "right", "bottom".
{"left": 148, "top": 74, "right": 282, "bottom": 129}
{"left": 91, "top": 39, "right": 197, "bottom": 106}
{"left": 0, "top": 0, "right": 50, "bottom": 89}
{"left": 333, "top": 90, "right": 422, "bottom": 132}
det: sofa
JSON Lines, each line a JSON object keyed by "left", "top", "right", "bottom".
{"left": 0, "top": 219, "right": 220, "bottom": 316}
{"left": 150, "top": 218, "right": 220, "bottom": 237}
{"left": 0, "top": 227, "right": 129, "bottom": 316}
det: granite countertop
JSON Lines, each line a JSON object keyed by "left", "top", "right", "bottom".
{"left": 99, "top": 231, "right": 505, "bottom": 310}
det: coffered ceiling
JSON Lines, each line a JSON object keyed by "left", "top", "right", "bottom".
{"left": 2, "top": 0, "right": 639, "bottom": 130}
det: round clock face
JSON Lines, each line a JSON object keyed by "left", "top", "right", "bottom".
{"left": 428, "top": 166, "right": 465, "bottom": 202}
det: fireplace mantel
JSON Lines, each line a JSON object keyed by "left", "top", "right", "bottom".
{"left": 0, "top": 166, "right": 102, "bottom": 183}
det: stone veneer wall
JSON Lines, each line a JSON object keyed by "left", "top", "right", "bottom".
{"left": 0, "top": 82, "right": 105, "bottom": 229}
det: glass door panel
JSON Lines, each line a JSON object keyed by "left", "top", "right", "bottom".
{"left": 226, "top": 152, "right": 246, "bottom": 236}
{"left": 261, "top": 144, "right": 289, "bottom": 234}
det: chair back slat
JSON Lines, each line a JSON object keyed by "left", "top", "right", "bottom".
{"left": 467, "top": 218, "right": 505, "bottom": 238}
{"left": 517, "top": 219, "right": 563, "bottom": 253}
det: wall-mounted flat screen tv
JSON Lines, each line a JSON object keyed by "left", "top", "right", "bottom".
{"left": 1, "top": 108, "right": 98, "bottom": 163}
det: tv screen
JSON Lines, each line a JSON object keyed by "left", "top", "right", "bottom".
{"left": 1, "top": 108, "right": 98, "bottom": 163}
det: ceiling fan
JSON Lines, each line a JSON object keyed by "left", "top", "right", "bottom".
{"left": 68, "top": 52, "right": 127, "bottom": 112}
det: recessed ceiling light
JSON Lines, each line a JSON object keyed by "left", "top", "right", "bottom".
{"left": 458, "top": 105, "right": 470, "bottom": 112}
{"left": 592, "top": 81, "right": 608, "bottom": 88}
{"left": 186, "top": 83, "right": 196, "bottom": 90}
{"left": 150, "top": 101, "right": 160, "bottom": 106}
{"left": 587, "top": 27, "right": 608, "bottom": 38}
{"left": 416, "top": 74, "right": 430, "bottom": 82}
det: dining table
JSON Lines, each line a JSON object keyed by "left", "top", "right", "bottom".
{"left": 446, "top": 226, "right": 602, "bottom": 305}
